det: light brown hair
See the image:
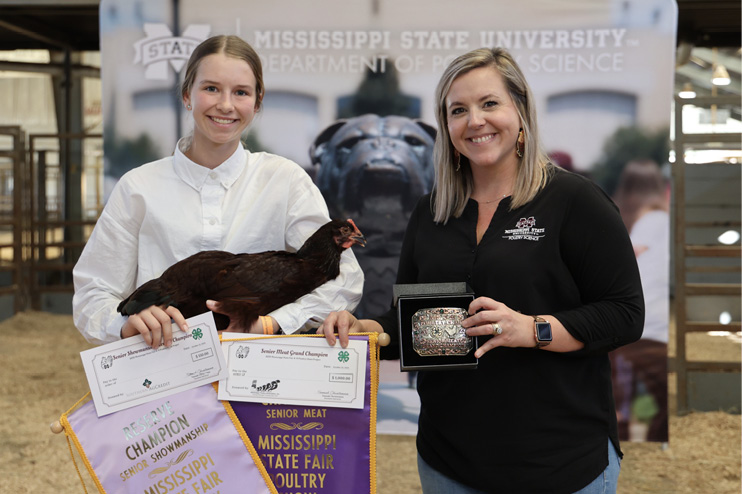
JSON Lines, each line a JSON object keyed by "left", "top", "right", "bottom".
{"left": 181, "top": 35, "right": 264, "bottom": 111}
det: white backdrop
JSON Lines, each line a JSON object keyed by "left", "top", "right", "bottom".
{"left": 100, "top": 0, "right": 676, "bottom": 177}
{"left": 99, "top": 0, "right": 677, "bottom": 442}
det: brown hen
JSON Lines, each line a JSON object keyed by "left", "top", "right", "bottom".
{"left": 117, "top": 219, "right": 366, "bottom": 331}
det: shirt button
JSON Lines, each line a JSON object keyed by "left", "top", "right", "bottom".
{"left": 209, "top": 219, "right": 216, "bottom": 225}
{"left": 209, "top": 172, "right": 218, "bottom": 180}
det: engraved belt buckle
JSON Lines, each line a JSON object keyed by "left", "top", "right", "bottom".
{"left": 411, "top": 307, "right": 472, "bottom": 356}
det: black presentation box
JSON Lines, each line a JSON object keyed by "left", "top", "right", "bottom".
{"left": 394, "top": 282, "right": 478, "bottom": 372}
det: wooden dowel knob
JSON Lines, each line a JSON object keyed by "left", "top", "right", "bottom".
{"left": 377, "top": 332, "right": 391, "bottom": 347}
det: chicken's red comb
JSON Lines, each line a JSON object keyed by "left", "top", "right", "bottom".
{"left": 347, "top": 218, "right": 362, "bottom": 233}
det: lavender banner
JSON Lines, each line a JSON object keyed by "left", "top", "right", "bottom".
{"left": 64, "top": 384, "right": 276, "bottom": 494}
{"left": 230, "top": 335, "right": 374, "bottom": 494}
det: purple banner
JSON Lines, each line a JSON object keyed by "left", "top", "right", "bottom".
{"left": 230, "top": 336, "right": 375, "bottom": 494}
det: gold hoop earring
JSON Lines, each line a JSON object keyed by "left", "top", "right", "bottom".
{"left": 454, "top": 150, "right": 461, "bottom": 172}
{"left": 516, "top": 129, "right": 524, "bottom": 158}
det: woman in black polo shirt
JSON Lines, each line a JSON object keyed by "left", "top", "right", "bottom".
{"left": 320, "top": 47, "right": 644, "bottom": 494}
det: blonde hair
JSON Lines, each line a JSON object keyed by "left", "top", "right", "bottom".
{"left": 181, "top": 35, "right": 264, "bottom": 111}
{"left": 432, "top": 47, "right": 550, "bottom": 223}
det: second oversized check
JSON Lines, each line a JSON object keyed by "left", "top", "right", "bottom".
{"left": 218, "top": 337, "right": 367, "bottom": 410}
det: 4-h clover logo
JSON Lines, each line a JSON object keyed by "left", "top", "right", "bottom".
{"left": 192, "top": 328, "right": 203, "bottom": 340}
{"left": 338, "top": 350, "right": 350, "bottom": 363}
{"left": 143, "top": 379, "right": 152, "bottom": 389}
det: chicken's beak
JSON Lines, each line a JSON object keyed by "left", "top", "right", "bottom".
{"left": 350, "top": 233, "right": 367, "bottom": 248}
{"left": 347, "top": 219, "right": 367, "bottom": 248}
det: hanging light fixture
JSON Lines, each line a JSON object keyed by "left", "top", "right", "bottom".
{"left": 678, "top": 82, "right": 696, "bottom": 98}
{"left": 712, "top": 64, "right": 731, "bottom": 85}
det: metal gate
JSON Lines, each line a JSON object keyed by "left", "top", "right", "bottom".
{"left": 672, "top": 93, "right": 742, "bottom": 414}
{"left": 0, "top": 127, "right": 103, "bottom": 317}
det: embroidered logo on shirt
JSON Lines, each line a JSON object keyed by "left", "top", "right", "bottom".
{"left": 503, "top": 216, "right": 546, "bottom": 241}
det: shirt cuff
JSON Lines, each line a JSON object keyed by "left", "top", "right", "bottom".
{"left": 270, "top": 306, "right": 318, "bottom": 335}
{"left": 108, "top": 313, "right": 130, "bottom": 342}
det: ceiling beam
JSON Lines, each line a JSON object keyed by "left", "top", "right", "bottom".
{"left": 0, "top": 17, "right": 75, "bottom": 50}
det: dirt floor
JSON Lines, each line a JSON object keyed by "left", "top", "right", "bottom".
{"left": 0, "top": 311, "right": 740, "bottom": 493}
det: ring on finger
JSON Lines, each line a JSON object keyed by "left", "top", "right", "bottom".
{"left": 491, "top": 322, "right": 503, "bottom": 336}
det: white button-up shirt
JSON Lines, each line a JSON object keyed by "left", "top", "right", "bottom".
{"left": 73, "top": 139, "right": 364, "bottom": 344}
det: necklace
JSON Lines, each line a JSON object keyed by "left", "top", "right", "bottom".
{"left": 475, "top": 193, "right": 509, "bottom": 204}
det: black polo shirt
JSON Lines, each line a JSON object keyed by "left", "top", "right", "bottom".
{"left": 376, "top": 166, "right": 644, "bottom": 493}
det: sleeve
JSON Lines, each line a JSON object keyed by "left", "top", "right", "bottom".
{"left": 72, "top": 179, "right": 143, "bottom": 345}
{"left": 267, "top": 169, "right": 364, "bottom": 334}
{"left": 552, "top": 179, "right": 645, "bottom": 354}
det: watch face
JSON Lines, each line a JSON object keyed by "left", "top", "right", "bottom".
{"left": 536, "top": 321, "right": 552, "bottom": 342}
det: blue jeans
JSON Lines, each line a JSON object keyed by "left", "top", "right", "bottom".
{"left": 417, "top": 440, "right": 621, "bottom": 494}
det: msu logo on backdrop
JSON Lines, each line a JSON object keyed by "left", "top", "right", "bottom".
{"left": 133, "top": 23, "right": 211, "bottom": 80}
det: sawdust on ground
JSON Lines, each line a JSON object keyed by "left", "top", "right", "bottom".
{"left": 0, "top": 311, "right": 739, "bottom": 493}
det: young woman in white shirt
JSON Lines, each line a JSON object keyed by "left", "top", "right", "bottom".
{"left": 73, "top": 35, "right": 363, "bottom": 348}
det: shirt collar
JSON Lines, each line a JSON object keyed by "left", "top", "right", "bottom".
{"left": 173, "top": 137, "right": 246, "bottom": 190}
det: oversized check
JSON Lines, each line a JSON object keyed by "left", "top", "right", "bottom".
{"left": 218, "top": 337, "right": 367, "bottom": 410}
{"left": 80, "top": 312, "right": 227, "bottom": 417}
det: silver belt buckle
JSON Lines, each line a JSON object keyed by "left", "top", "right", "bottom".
{"left": 411, "top": 307, "right": 472, "bottom": 356}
